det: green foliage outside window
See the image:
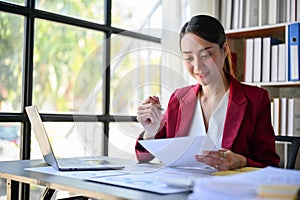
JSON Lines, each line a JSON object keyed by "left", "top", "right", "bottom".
{"left": 0, "top": 12, "right": 23, "bottom": 111}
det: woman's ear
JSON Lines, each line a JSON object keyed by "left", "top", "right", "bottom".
{"left": 223, "top": 42, "right": 229, "bottom": 57}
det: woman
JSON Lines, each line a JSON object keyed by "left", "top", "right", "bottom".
{"left": 135, "top": 15, "right": 280, "bottom": 171}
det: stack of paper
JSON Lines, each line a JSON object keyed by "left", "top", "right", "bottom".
{"left": 187, "top": 167, "right": 300, "bottom": 200}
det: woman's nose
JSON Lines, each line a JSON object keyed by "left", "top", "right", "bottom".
{"left": 194, "top": 65, "right": 202, "bottom": 70}
{"left": 193, "top": 57, "right": 203, "bottom": 70}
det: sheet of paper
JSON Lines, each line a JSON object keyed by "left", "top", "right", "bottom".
{"left": 139, "top": 136, "right": 218, "bottom": 169}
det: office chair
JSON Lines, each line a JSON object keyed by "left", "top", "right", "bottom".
{"left": 275, "top": 136, "right": 300, "bottom": 169}
{"left": 42, "top": 188, "right": 89, "bottom": 200}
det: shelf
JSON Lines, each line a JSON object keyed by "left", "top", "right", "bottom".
{"left": 243, "top": 81, "right": 300, "bottom": 87}
{"left": 226, "top": 23, "right": 287, "bottom": 33}
{"left": 225, "top": 23, "right": 286, "bottom": 39}
{"left": 275, "top": 141, "right": 292, "bottom": 145}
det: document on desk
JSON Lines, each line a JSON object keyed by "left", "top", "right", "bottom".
{"left": 139, "top": 135, "right": 218, "bottom": 169}
{"left": 27, "top": 163, "right": 212, "bottom": 194}
{"left": 87, "top": 166, "right": 211, "bottom": 194}
{"left": 26, "top": 166, "right": 126, "bottom": 179}
{"left": 188, "top": 166, "right": 300, "bottom": 200}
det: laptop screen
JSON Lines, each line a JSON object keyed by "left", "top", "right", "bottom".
{"left": 25, "top": 105, "right": 58, "bottom": 167}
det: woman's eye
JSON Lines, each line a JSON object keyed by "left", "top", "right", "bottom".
{"left": 200, "top": 53, "right": 211, "bottom": 58}
{"left": 183, "top": 57, "right": 193, "bottom": 62}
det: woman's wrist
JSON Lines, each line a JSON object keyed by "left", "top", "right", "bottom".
{"left": 143, "top": 120, "right": 165, "bottom": 140}
{"left": 143, "top": 131, "right": 156, "bottom": 140}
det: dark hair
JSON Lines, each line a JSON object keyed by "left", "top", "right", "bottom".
{"left": 179, "top": 15, "right": 235, "bottom": 77}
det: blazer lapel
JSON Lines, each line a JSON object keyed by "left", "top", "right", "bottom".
{"left": 222, "top": 77, "right": 248, "bottom": 149}
{"left": 175, "top": 84, "right": 200, "bottom": 137}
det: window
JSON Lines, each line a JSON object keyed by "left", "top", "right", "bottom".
{"left": 33, "top": 19, "right": 104, "bottom": 114}
{"left": 36, "top": 0, "right": 104, "bottom": 23}
{"left": 0, "top": 0, "right": 163, "bottom": 198}
{"left": 112, "top": 0, "right": 162, "bottom": 34}
{"left": 110, "top": 34, "right": 162, "bottom": 115}
{"left": 0, "top": 12, "right": 23, "bottom": 113}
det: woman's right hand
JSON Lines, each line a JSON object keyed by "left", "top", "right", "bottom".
{"left": 137, "top": 96, "right": 162, "bottom": 139}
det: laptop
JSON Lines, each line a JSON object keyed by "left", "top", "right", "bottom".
{"left": 25, "top": 105, "right": 124, "bottom": 171}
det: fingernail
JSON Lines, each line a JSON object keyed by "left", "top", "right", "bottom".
{"left": 157, "top": 107, "right": 164, "bottom": 111}
{"left": 195, "top": 155, "right": 203, "bottom": 161}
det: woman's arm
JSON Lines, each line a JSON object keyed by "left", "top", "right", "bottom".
{"left": 245, "top": 89, "right": 280, "bottom": 167}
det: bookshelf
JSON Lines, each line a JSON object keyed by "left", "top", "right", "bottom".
{"left": 225, "top": 22, "right": 300, "bottom": 169}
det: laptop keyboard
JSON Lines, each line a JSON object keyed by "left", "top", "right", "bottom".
{"left": 57, "top": 158, "right": 109, "bottom": 167}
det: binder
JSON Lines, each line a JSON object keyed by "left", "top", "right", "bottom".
{"left": 238, "top": 0, "right": 243, "bottom": 28}
{"left": 278, "top": 0, "right": 287, "bottom": 23}
{"left": 225, "top": 0, "right": 233, "bottom": 30}
{"left": 244, "top": 0, "right": 259, "bottom": 28}
{"left": 296, "top": 0, "right": 300, "bottom": 21}
{"left": 268, "top": 0, "right": 278, "bottom": 25}
{"left": 273, "top": 98, "right": 280, "bottom": 136}
{"left": 262, "top": 37, "right": 281, "bottom": 82}
{"left": 291, "top": 0, "right": 296, "bottom": 22}
{"left": 258, "top": 0, "right": 270, "bottom": 26}
{"left": 221, "top": 0, "right": 233, "bottom": 30}
{"left": 287, "top": 98, "right": 300, "bottom": 136}
{"left": 286, "top": 0, "right": 291, "bottom": 22}
{"left": 253, "top": 37, "right": 262, "bottom": 82}
{"left": 280, "top": 98, "right": 287, "bottom": 136}
{"left": 288, "top": 22, "right": 300, "bottom": 81}
{"left": 278, "top": 43, "right": 286, "bottom": 82}
{"left": 271, "top": 45, "right": 279, "bottom": 82}
{"left": 244, "top": 38, "right": 254, "bottom": 82}
{"left": 232, "top": 0, "right": 240, "bottom": 29}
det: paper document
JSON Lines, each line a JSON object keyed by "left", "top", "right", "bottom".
{"left": 188, "top": 166, "right": 300, "bottom": 200}
{"left": 87, "top": 166, "right": 211, "bottom": 194}
{"left": 139, "top": 136, "right": 218, "bottom": 169}
{"left": 26, "top": 166, "right": 126, "bottom": 179}
{"left": 27, "top": 163, "right": 212, "bottom": 194}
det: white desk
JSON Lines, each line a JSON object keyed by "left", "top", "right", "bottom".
{"left": 0, "top": 159, "right": 190, "bottom": 200}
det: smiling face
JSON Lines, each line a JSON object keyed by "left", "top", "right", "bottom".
{"left": 180, "top": 32, "right": 227, "bottom": 86}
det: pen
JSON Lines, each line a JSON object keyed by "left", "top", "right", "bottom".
{"left": 139, "top": 101, "right": 164, "bottom": 111}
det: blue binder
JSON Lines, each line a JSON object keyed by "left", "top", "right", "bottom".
{"left": 288, "top": 23, "right": 300, "bottom": 81}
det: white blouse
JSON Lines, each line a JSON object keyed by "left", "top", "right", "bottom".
{"left": 188, "top": 90, "right": 230, "bottom": 150}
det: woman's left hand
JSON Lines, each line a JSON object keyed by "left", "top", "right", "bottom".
{"left": 195, "top": 148, "right": 247, "bottom": 171}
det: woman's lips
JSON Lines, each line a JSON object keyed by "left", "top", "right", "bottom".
{"left": 195, "top": 72, "right": 209, "bottom": 78}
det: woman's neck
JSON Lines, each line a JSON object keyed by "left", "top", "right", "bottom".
{"left": 201, "top": 73, "right": 229, "bottom": 99}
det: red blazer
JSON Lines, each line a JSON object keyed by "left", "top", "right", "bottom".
{"left": 135, "top": 74, "right": 280, "bottom": 168}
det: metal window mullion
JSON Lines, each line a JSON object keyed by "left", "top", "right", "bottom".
{"left": 103, "top": 0, "right": 112, "bottom": 156}
{"left": 19, "top": 1, "right": 36, "bottom": 200}
{"left": 22, "top": 0, "right": 35, "bottom": 159}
